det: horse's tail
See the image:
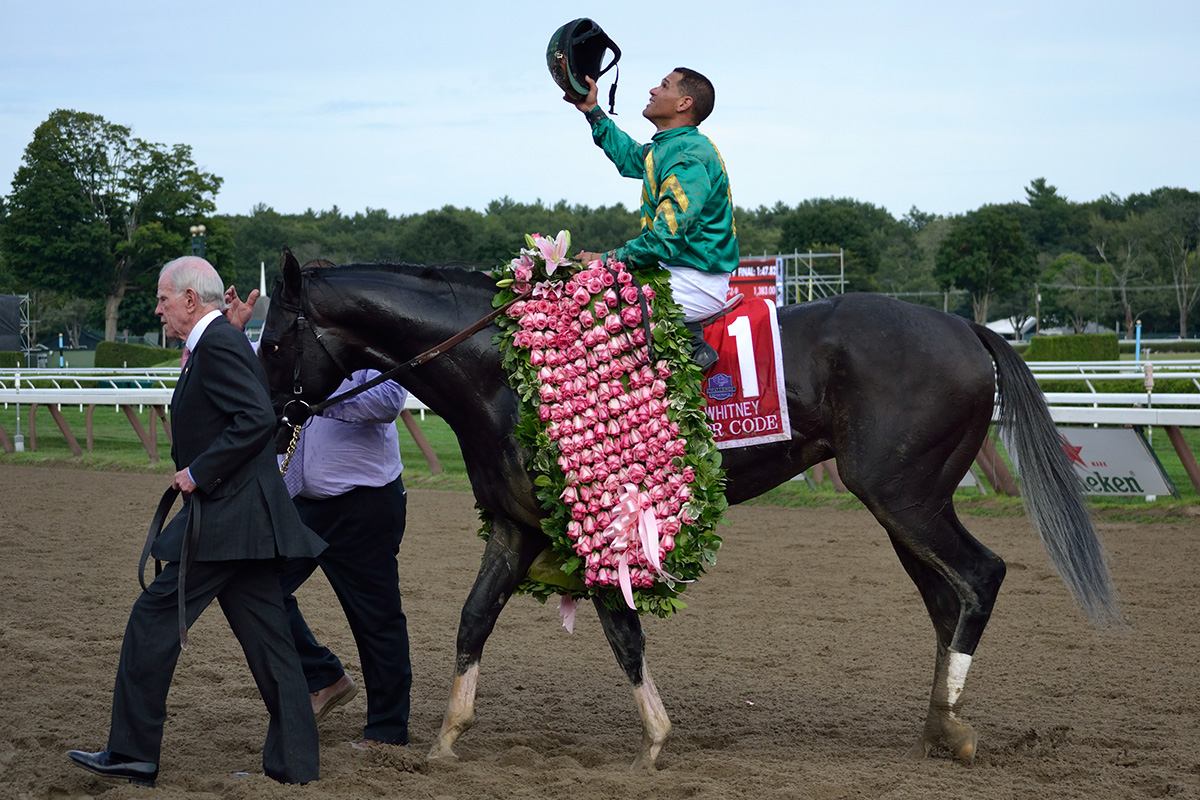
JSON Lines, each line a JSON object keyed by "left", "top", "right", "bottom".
{"left": 971, "top": 323, "right": 1124, "bottom": 628}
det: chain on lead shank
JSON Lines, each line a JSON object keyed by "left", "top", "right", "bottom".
{"left": 279, "top": 424, "right": 302, "bottom": 476}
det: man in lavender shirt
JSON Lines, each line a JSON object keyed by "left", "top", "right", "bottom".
{"left": 226, "top": 287, "right": 411, "bottom": 750}
{"left": 279, "top": 370, "right": 412, "bottom": 749}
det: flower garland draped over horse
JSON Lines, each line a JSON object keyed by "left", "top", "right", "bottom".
{"left": 489, "top": 231, "right": 726, "bottom": 619}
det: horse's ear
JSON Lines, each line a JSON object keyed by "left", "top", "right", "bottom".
{"left": 280, "top": 246, "right": 301, "bottom": 298}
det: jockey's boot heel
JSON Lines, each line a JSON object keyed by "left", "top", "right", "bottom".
{"left": 684, "top": 322, "right": 719, "bottom": 371}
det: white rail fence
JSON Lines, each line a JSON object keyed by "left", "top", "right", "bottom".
{"left": 1024, "top": 359, "right": 1200, "bottom": 426}
{"left": 0, "top": 368, "right": 432, "bottom": 465}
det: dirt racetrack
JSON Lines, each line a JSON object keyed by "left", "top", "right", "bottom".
{"left": 1, "top": 462, "right": 1197, "bottom": 799}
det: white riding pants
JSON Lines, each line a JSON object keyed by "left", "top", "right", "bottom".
{"left": 664, "top": 265, "right": 731, "bottom": 323}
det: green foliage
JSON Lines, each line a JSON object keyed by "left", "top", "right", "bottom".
{"left": 1041, "top": 252, "right": 1113, "bottom": 333}
{"left": 734, "top": 202, "right": 789, "bottom": 256}
{"left": 211, "top": 180, "right": 1200, "bottom": 340}
{"left": 221, "top": 198, "right": 645, "bottom": 296}
{"left": 94, "top": 340, "right": 176, "bottom": 368}
{"left": 1118, "top": 339, "right": 1200, "bottom": 354}
{"left": 1089, "top": 208, "right": 1166, "bottom": 339}
{"left": 777, "top": 197, "right": 901, "bottom": 291}
{"left": 1023, "top": 333, "right": 1119, "bottom": 361}
{"left": 1136, "top": 188, "right": 1200, "bottom": 338}
{"left": 935, "top": 206, "right": 1037, "bottom": 322}
{"left": 0, "top": 109, "right": 222, "bottom": 341}
{"left": 1013, "top": 178, "right": 1091, "bottom": 255}
{"left": 0, "top": 351, "right": 25, "bottom": 368}
{"left": 11, "top": 153, "right": 1199, "bottom": 342}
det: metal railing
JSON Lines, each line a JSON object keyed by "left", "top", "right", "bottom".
{"left": 0, "top": 368, "right": 430, "bottom": 412}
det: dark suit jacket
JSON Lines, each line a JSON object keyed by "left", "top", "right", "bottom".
{"left": 153, "top": 314, "right": 326, "bottom": 562}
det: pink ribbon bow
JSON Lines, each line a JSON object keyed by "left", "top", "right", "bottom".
{"left": 603, "top": 483, "right": 688, "bottom": 610}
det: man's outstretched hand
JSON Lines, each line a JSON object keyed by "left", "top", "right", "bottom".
{"left": 223, "top": 286, "right": 259, "bottom": 331}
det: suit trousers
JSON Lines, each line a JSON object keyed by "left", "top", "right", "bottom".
{"left": 279, "top": 476, "right": 411, "bottom": 745}
{"left": 106, "top": 558, "right": 320, "bottom": 783}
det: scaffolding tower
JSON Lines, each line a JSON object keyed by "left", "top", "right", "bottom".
{"left": 774, "top": 250, "right": 845, "bottom": 305}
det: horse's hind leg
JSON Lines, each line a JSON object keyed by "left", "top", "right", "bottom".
{"left": 429, "top": 515, "right": 546, "bottom": 761}
{"left": 593, "top": 599, "right": 670, "bottom": 771}
{"left": 875, "top": 504, "right": 1006, "bottom": 762}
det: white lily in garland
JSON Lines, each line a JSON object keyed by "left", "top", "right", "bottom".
{"left": 533, "top": 230, "right": 573, "bottom": 276}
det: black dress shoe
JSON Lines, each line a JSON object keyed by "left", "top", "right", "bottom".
{"left": 67, "top": 749, "right": 158, "bottom": 787}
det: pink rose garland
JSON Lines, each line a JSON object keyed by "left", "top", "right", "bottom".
{"left": 507, "top": 259, "right": 698, "bottom": 607}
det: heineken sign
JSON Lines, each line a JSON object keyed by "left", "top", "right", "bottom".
{"left": 1058, "top": 426, "right": 1176, "bottom": 498}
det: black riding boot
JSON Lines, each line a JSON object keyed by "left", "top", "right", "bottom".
{"left": 684, "top": 322, "right": 719, "bottom": 371}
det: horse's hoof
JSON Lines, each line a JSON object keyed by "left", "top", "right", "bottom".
{"left": 904, "top": 723, "right": 976, "bottom": 762}
{"left": 427, "top": 743, "right": 459, "bottom": 762}
{"left": 951, "top": 730, "right": 978, "bottom": 763}
{"left": 629, "top": 756, "right": 658, "bottom": 773}
{"left": 904, "top": 739, "right": 932, "bottom": 759}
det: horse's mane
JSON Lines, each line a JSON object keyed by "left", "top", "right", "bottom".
{"left": 307, "top": 260, "right": 498, "bottom": 291}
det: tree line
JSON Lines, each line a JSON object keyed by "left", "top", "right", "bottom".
{"left": 1, "top": 110, "right": 1198, "bottom": 344}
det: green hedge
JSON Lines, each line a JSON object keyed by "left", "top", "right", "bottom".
{"left": 1024, "top": 333, "right": 1119, "bottom": 361}
{"left": 95, "top": 341, "right": 178, "bottom": 368}
{"left": 1118, "top": 339, "right": 1200, "bottom": 355}
{"left": 0, "top": 351, "right": 25, "bottom": 368}
{"left": 1038, "top": 377, "right": 1196, "bottom": 394}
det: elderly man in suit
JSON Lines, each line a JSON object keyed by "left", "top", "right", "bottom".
{"left": 67, "top": 256, "right": 327, "bottom": 787}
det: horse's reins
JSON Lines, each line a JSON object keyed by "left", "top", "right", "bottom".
{"left": 139, "top": 476, "right": 202, "bottom": 652}
{"left": 280, "top": 278, "right": 533, "bottom": 428}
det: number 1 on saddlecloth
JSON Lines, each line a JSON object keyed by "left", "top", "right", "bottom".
{"left": 726, "top": 315, "right": 760, "bottom": 398}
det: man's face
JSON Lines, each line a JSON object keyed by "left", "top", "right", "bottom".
{"left": 642, "top": 71, "right": 687, "bottom": 126}
{"left": 155, "top": 274, "right": 191, "bottom": 341}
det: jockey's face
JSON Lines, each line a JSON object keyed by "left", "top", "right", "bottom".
{"left": 643, "top": 71, "right": 692, "bottom": 130}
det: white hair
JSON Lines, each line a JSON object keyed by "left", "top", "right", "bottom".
{"left": 160, "top": 256, "right": 226, "bottom": 309}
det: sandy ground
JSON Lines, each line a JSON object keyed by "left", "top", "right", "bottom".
{"left": 0, "top": 463, "right": 1197, "bottom": 799}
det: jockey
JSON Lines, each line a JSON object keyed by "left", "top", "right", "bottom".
{"left": 560, "top": 56, "right": 738, "bottom": 370}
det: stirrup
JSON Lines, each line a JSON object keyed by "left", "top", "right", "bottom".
{"left": 684, "top": 321, "right": 720, "bottom": 371}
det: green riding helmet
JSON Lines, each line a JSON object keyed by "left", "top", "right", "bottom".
{"left": 547, "top": 17, "right": 621, "bottom": 111}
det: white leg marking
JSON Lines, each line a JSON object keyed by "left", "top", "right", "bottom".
{"left": 430, "top": 664, "right": 480, "bottom": 759}
{"left": 945, "top": 651, "right": 972, "bottom": 708}
{"left": 631, "top": 660, "right": 671, "bottom": 770}
{"left": 450, "top": 665, "right": 479, "bottom": 710}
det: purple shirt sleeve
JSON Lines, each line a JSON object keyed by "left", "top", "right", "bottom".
{"left": 288, "top": 369, "right": 408, "bottom": 498}
{"left": 321, "top": 370, "right": 408, "bottom": 423}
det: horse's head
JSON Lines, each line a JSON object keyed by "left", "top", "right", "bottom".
{"left": 259, "top": 247, "right": 356, "bottom": 439}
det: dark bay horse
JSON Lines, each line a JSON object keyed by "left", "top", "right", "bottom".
{"left": 258, "top": 249, "right": 1120, "bottom": 769}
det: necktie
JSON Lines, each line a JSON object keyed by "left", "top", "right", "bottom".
{"left": 181, "top": 346, "right": 191, "bottom": 369}
{"left": 282, "top": 430, "right": 304, "bottom": 498}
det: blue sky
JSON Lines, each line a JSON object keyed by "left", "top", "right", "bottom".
{"left": 1, "top": 0, "right": 1195, "bottom": 225}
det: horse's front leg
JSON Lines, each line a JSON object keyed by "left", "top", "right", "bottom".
{"left": 593, "top": 598, "right": 670, "bottom": 772}
{"left": 429, "top": 514, "right": 545, "bottom": 761}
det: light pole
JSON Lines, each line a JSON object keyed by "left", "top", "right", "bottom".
{"left": 190, "top": 224, "right": 207, "bottom": 258}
